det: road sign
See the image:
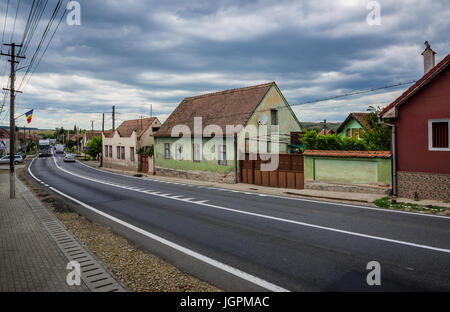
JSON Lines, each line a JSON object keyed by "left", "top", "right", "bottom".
{"left": 0, "top": 140, "right": 6, "bottom": 149}
{"left": 83, "top": 147, "right": 88, "bottom": 152}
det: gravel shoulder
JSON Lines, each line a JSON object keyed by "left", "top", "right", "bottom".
{"left": 17, "top": 165, "right": 221, "bottom": 292}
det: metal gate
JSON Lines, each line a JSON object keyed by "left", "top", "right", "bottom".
{"left": 239, "top": 153, "right": 304, "bottom": 189}
{"left": 140, "top": 154, "right": 149, "bottom": 173}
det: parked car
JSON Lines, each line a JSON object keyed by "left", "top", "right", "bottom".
{"left": 0, "top": 154, "right": 23, "bottom": 165}
{"left": 17, "top": 151, "right": 26, "bottom": 159}
{"left": 63, "top": 153, "right": 75, "bottom": 162}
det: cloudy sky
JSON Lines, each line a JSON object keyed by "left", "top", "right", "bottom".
{"left": 0, "top": 0, "right": 449, "bottom": 130}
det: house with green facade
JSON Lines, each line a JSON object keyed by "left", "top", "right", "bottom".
{"left": 336, "top": 112, "right": 370, "bottom": 139}
{"left": 154, "top": 82, "right": 303, "bottom": 183}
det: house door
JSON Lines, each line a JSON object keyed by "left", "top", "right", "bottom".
{"left": 140, "top": 154, "right": 149, "bottom": 173}
{"left": 239, "top": 153, "right": 304, "bottom": 189}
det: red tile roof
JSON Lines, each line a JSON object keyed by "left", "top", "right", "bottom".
{"left": 318, "top": 129, "right": 335, "bottom": 136}
{"left": 303, "top": 150, "right": 391, "bottom": 158}
{"left": 84, "top": 131, "right": 113, "bottom": 141}
{"left": 336, "top": 112, "right": 371, "bottom": 134}
{"left": 380, "top": 53, "right": 450, "bottom": 117}
{"left": 115, "top": 117, "right": 158, "bottom": 138}
{"left": 155, "top": 82, "right": 275, "bottom": 137}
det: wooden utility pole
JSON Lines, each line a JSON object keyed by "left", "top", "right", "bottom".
{"left": 101, "top": 113, "right": 104, "bottom": 167}
{"left": 112, "top": 106, "right": 115, "bottom": 131}
{"left": 1, "top": 43, "right": 25, "bottom": 198}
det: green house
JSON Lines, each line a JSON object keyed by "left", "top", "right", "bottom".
{"left": 154, "top": 82, "right": 303, "bottom": 183}
{"left": 336, "top": 112, "right": 370, "bottom": 139}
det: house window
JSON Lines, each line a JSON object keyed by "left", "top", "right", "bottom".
{"left": 245, "top": 133, "right": 249, "bottom": 153}
{"left": 164, "top": 143, "right": 170, "bottom": 159}
{"left": 193, "top": 143, "right": 200, "bottom": 162}
{"left": 346, "top": 129, "right": 350, "bottom": 137}
{"left": 218, "top": 144, "right": 226, "bottom": 165}
{"left": 351, "top": 128, "right": 359, "bottom": 139}
{"left": 109, "top": 146, "right": 112, "bottom": 158}
{"left": 428, "top": 119, "right": 450, "bottom": 151}
{"left": 130, "top": 147, "right": 135, "bottom": 162}
{"left": 117, "top": 146, "right": 120, "bottom": 159}
{"left": 175, "top": 143, "right": 183, "bottom": 160}
{"left": 104, "top": 145, "right": 108, "bottom": 158}
{"left": 121, "top": 146, "right": 125, "bottom": 159}
{"left": 271, "top": 109, "right": 278, "bottom": 125}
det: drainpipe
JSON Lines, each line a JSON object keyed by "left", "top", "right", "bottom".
{"left": 378, "top": 116, "right": 397, "bottom": 196}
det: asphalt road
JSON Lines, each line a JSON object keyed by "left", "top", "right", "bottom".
{"left": 28, "top": 155, "right": 450, "bottom": 291}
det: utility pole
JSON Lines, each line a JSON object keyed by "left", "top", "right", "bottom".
{"left": 1, "top": 43, "right": 25, "bottom": 199}
{"left": 101, "top": 113, "right": 104, "bottom": 167}
{"left": 150, "top": 104, "right": 152, "bottom": 117}
{"left": 91, "top": 120, "right": 94, "bottom": 134}
{"left": 112, "top": 106, "right": 115, "bottom": 131}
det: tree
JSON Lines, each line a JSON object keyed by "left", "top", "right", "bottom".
{"left": 361, "top": 106, "right": 391, "bottom": 151}
{"left": 86, "top": 136, "right": 102, "bottom": 160}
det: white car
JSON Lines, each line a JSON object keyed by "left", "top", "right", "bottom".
{"left": 63, "top": 153, "right": 76, "bottom": 162}
{"left": 0, "top": 155, "right": 23, "bottom": 165}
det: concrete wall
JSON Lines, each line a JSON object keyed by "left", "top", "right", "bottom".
{"left": 304, "top": 156, "right": 392, "bottom": 185}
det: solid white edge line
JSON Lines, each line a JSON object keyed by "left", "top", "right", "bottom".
{"left": 28, "top": 156, "right": 289, "bottom": 292}
{"left": 55, "top": 156, "right": 450, "bottom": 254}
{"left": 74, "top": 159, "right": 450, "bottom": 220}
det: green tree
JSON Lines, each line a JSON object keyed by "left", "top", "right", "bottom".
{"left": 86, "top": 136, "right": 102, "bottom": 160}
{"left": 361, "top": 106, "right": 391, "bottom": 151}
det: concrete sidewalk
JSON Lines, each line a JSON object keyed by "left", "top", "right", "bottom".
{"left": 80, "top": 160, "right": 381, "bottom": 204}
{"left": 0, "top": 173, "right": 87, "bottom": 291}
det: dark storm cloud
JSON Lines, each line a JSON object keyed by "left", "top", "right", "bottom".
{"left": 1, "top": 0, "right": 449, "bottom": 128}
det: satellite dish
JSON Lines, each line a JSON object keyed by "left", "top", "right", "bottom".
{"left": 257, "top": 114, "right": 268, "bottom": 125}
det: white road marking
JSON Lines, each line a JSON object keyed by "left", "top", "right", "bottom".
{"left": 52, "top": 155, "right": 450, "bottom": 254}
{"left": 28, "top": 157, "right": 288, "bottom": 292}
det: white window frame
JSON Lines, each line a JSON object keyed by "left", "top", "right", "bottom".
{"left": 175, "top": 143, "right": 183, "bottom": 160}
{"left": 428, "top": 119, "right": 450, "bottom": 151}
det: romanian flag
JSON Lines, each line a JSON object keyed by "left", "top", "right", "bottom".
{"left": 25, "top": 109, "right": 33, "bottom": 124}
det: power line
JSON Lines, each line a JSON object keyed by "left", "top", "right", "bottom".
{"left": 9, "top": 0, "right": 21, "bottom": 43}
{"left": 20, "top": 3, "right": 67, "bottom": 91}
{"left": 17, "top": 0, "right": 64, "bottom": 91}
{"left": 1, "top": 0, "right": 10, "bottom": 46}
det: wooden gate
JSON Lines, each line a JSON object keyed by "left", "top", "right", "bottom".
{"left": 239, "top": 153, "right": 304, "bottom": 189}
{"left": 140, "top": 154, "right": 149, "bottom": 173}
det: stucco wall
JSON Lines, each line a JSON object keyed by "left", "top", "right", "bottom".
{"left": 237, "top": 85, "right": 302, "bottom": 154}
{"left": 154, "top": 136, "right": 236, "bottom": 175}
{"left": 103, "top": 132, "right": 138, "bottom": 171}
{"left": 304, "top": 156, "right": 392, "bottom": 185}
{"left": 393, "top": 67, "right": 450, "bottom": 174}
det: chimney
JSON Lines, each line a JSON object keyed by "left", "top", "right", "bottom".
{"left": 421, "top": 41, "right": 436, "bottom": 74}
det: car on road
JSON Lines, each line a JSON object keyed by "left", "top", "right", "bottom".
{"left": 63, "top": 153, "right": 75, "bottom": 162}
{"left": 0, "top": 154, "right": 23, "bottom": 165}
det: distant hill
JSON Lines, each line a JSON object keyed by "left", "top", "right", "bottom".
{"left": 301, "top": 122, "right": 341, "bottom": 132}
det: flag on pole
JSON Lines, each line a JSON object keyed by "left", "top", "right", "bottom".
{"left": 25, "top": 109, "right": 33, "bottom": 124}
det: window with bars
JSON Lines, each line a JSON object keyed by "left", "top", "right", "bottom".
{"left": 193, "top": 143, "right": 200, "bottom": 162}
{"left": 109, "top": 146, "right": 112, "bottom": 158}
{"left": 164, "top": 143, "right": 170, "bottom": 159}
{"left": 117, "top": 146, "right": 121, "bottom": 159}
{"left": 175, "top": 143, "right": 183, "bottom": 160}
{"left": 218, "top": 144, "right": 227, "bottom": 165}
{"left": 429, "top": 120, "right": 450, "bottom": 150}
{"left": 130, "top": 147, "right": 135, "bottom": 162}
{"left": 121, "top": 146, "right": 125, "bottom": 159}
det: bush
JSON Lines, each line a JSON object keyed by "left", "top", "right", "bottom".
{"left": 302, "top": 130, "right": 368, "bottom": 151}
